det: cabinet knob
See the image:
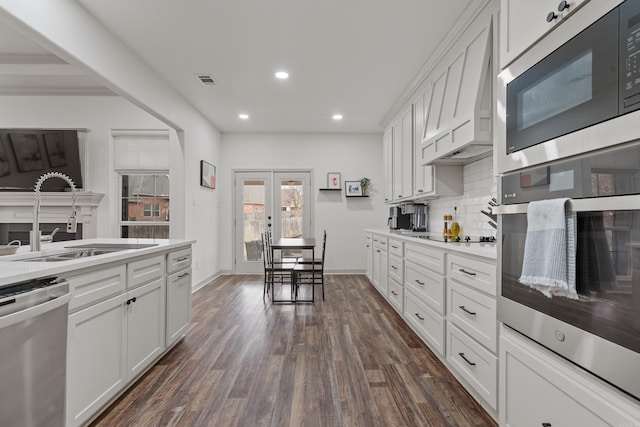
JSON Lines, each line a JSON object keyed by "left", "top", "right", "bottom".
{"left": 557, "top": 0, "right": 569, "bottom": 12}
{"left": 546, "top": 11, "right": 557, "bottom": 22}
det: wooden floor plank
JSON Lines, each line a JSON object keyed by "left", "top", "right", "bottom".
{"left": 91, "top": 274, "right": 496, "bottom": 427}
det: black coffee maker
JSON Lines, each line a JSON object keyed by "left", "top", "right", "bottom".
{"left": 388, "top": 206, "right": 411, "bottom": 230}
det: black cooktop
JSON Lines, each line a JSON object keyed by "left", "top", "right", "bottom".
{"left": 415, "top": 235, "right": 496, "bottom": 244}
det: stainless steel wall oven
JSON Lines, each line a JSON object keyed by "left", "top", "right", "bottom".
{"left": 496, "top": 142, "right": 640, "bottom": 401}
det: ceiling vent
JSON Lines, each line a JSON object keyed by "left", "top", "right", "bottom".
{"left": 195, "top": 74, "right": 216, "bottom": 86}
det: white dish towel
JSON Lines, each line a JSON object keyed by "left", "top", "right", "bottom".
{"left": 519, "top": 198, "right": 577, "bottom": 299}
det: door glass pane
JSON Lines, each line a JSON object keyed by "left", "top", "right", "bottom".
{"left": 280, "top": 179, "right": 303, "bottom": 238}
{"left": 243, "top": 180, "right": 265, "bottom": 262}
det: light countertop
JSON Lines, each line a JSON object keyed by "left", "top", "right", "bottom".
{"left": 366, "top": 229, "right": 497, "bottom": 260}
{"left": 0, "top": 238, "right": 195, "bottom": 287}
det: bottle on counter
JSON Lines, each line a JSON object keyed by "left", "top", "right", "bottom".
{"left": 444, "top": 215, "right": 452, "bottom": 240}
{"left": 451, "top": 207, "right": 460, "bottom": 239}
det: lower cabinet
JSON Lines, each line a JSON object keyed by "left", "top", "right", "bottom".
{"left": 126, "top": 277, "right": 166, "bottom": 379}
{"left": 166, "top": 267, "right": 192, "bottom": 347}
{"left": 404, "top": 289, "right": 445, "bottom": 356}
{"left": 66, "top": 294, "right": 127, "bottom": 427}
{"left": 65, "top": 246, "right": 192, "bottom": 427}
{"left": 500, "top": 325, "right": 640, "bottom": 426}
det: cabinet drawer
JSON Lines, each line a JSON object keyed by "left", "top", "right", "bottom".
{"left": 166, "top": 247, "right": 192, "bottom": 274}
{"left": 447, "top": 254, "right": 496, "bottom": 296}
{"left": 500, "top": 326, "right": 640, "bottom": 427}
{"left": 388, "top": 277, "right": 403, "bottom": 315}
{"left": 405, "top": 243, "right": 444, "bottom": 275}
{"left": 404, "top": 290, "right": 445, "bottom": 356}
{"left": 67, "top": 264, "right": 126, "bottom": 312}
{"left": 447, "top": 281, "right": 497, "bottom": 352}
{"left": 127, "top": 255, "right": 165, "bottom": 289}
{"left": 375, "top": 236, "right": 388, "bottom": 251}
{"left": 405, "top": 262, "right": 445, "bottom": 315}
{"left": 447, "top": 323, "right": 497, "bottom": 410}
{"left": 388, "top": 239, "right": 404, "bottom": 257}
{"left": 388, "top": 254, "right": 403, "bottom": 284}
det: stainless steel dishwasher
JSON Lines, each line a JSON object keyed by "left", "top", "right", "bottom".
{"left": 0, "top": 277, "right": 70, "bottom": 427}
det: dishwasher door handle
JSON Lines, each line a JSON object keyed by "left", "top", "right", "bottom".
{"left": 0, "top": 290, "right": 70, "bottom": 330}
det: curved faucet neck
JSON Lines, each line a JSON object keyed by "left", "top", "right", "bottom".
{"left": 31, "top": 172, "right": 78, "bottom": 252}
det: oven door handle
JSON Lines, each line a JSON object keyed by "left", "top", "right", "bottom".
{"left": 493, "top": 194, "right": 640, "bottom": 214}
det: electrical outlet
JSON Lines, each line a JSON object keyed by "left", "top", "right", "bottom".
{"left": 67, "top": 216, "right": 77, "bottom": 233}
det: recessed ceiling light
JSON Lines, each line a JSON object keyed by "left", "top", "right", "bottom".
{"left": 239, "top": 113, "right": 249, "bottom": 120}
{"left": 275, "top": 71, "right": 289, "bottom": 80}
{"left": 332, "top": 114, "right": 343, "bottom": 120}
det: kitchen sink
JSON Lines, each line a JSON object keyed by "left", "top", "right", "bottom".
{"left": 15, "top": 248, "right": 125, "bottom": 262}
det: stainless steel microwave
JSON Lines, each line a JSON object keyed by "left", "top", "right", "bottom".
{"left": 507, "top": 1, "right": 640, "bottom": 154}
{"left": 497, "top": 0, "right": 640, "bottom": 174}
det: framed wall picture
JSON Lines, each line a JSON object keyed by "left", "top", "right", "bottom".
{"left": 327, "top": 172, "right": 341, "bottom": 189}
{"left": 345, "top": 180, "right": 363, "bottom": 197}
{"left": 200, "top": 160, "right": 216, "bottom": 189}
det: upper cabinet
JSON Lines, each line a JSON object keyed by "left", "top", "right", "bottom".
{"left": 500, "top": 0, "right": 589, "bottom": 69}
{"left": 383, "top": 128, "right": 393, "bottom": 203}
{"left": 418, "top": 5, "right": 494, "bottom": 165}
{"left": 392, "top": 106, "right": 414, "bottom": 201}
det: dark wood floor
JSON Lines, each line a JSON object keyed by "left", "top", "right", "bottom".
{"left": 92, "top": 275, "right": 497, "bottom": 427}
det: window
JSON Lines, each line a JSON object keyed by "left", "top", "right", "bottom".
{"left": 120, "top": 173, "right": 169, "bottom": 239}
{"left": 143, "top": 204, "right": 160, "bottom": 217}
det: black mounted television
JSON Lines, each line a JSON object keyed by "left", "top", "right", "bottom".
{"left": 0, "top": 129, "right": 83, "bottom": 191}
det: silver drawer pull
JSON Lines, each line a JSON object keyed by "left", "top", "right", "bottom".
{"left": 459, "top": 269, "right": 476, "bottom": 276}
{"left": 178, "top": 272, "right": 190, "bottom": 278}
{"left": 176, "top": 256, "right": 190, "bottom": 262}
{"left": 391, "top": 290, "right": 398, "bottom": 296}
{"left": 415, "top": 279, "right": 424, "bottom": 285}
{"left": 459, "top": 305, "right": 476, "bottom": 316}
{"left": 414, "top": 313, "right": 424, "bottom": 321}
{"left": 458, "top": 352, "right": 476, "bottom": 366}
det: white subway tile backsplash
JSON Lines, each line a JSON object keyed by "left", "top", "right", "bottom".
{"left": 427, "top": 156, "right": 496, "bottom": 237}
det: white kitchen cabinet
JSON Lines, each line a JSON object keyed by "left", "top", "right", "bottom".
{"left": 126, "top": 276, "right": 165, "bottom": 380}
{"left": 371, "top": 235, "right": 388, "bottom": 297}
{"left": 404, "top": 289, "right": 445, "bottom": 356}
{"left": 387, "top": 277, "right": 403, "bottom": 315}
{"left": 445, "top": 252, "right": 497, "bottom": 411}
{"left": 500, "top": 325, "right": 640, "bottom": 426}
{"left": 391, "top": 105, "right": 414, "bottom": 201}
{"left": 65, "top": 264, "right": 126, "bottom": 312}
{"left": 66, "top": 294, "right": 127, "bottom": 427}
{"left": 365, "top": 233, "right": 373, "bottom": 281}
{"left": 500, "top": 0, "right": 589, "bottom": 68}
{"left": 166, "top": 267, "right": 192, "bottom": 347}
{"left": 383, "top": 127, "right": 393, "bottom": 203}
{"left": 166, "top": 246, "right": 192, "bottom": 274}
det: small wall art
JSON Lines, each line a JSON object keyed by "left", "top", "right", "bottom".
{"left": 345, "top": 180, "right": 363, "bottom": 197}
{"left": 327, "top": 172, "right": 341, "bottom": 189}
{"left": 200, "top": 160, "right": 216, "bottom": 189}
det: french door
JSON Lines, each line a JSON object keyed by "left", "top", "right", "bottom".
{"left": 234, "top": 170, "right": 312, "bottom": 273}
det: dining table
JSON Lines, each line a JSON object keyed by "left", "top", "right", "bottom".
{"left": 270, "top": 237, "right": 316, "bottom": 303}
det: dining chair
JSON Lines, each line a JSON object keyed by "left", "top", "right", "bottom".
{"left": 293, "top": 230, "right": 327, "bottom": 300}
{"left": 261, "top": 232, "right": 296, "bottom": 301}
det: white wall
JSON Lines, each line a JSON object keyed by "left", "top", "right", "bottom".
{"left": 221, "top": 133, "right": 387, "bottom": 273}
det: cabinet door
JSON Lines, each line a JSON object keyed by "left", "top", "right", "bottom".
{"left": 67, "top": 294, "right": 126, "bottom": 427}
{"left": 166, "top": 268, "right": 192, "bottom": 347}
{"left": 383, "top": 128, "right": 393, "bottom": 202}
{"left": 500, "top": 0, "right": 589, "bottom": 68}
{"left": 500, "top": 326, "right": 640, "bottom": 426}
{"left": 126, "top": 277, "right": 166, "bottom": 380}
{"left": 413, "top": 88, "right": 435, "bottom": 196}
{"left": 365, "top": 234, "right": 373, "bottom": 281}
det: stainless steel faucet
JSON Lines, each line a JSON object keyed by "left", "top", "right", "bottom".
{"left": 30, "top": 172, "right": 78, "bottom": 252}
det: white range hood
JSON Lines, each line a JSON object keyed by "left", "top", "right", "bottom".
{"left": 418, "top": 12, "right": 493, "bottom": 165}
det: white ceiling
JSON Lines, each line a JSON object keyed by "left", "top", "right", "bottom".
{"left": 0, "top": 0, "right": 473, "bottom": 133}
